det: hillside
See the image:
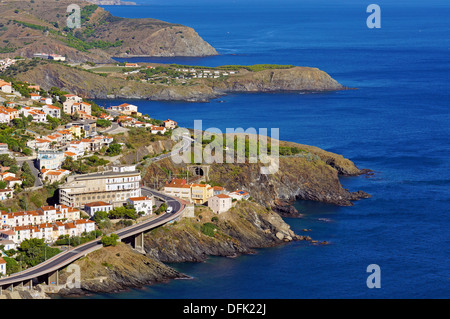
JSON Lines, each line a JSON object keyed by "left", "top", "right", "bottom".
{"left": 0, "top": 0, "right": 217, "bottom": 62}
{"left": 3, "top": 60, "right": 346, "bottom": 101}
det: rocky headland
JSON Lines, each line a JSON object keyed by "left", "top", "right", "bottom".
{"left": 0, "top": 0, "right": 217, "bottom": 63}
{"left": 7, "top": 61, "right": 347, "bottom": 102}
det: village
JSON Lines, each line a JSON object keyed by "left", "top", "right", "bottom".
{"left": 84, "top": 61, "right": 241, "bottom": 85}
{"left": 0, "top": 74, "right": 252, "bottom": 277}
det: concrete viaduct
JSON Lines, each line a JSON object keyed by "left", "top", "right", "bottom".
{"left": 0, "top": 187, "right": 187, "bottom": 295}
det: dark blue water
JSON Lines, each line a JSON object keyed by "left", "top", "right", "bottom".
{"left": 92, "top": 0, "right": 450, "bottom": 298}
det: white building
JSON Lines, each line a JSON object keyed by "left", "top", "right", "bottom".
{"left": 42, "top": 104, "right": 61, "bottom": 118}
{"left": 0, "top": 257, "right": 6, "bottom": 276}
{"left": 29, "top": 93, "right": 41, "bottom": 101}
{"left": 37, "top": 150, "right": 65, "bottom": 170}
{"left": 0, "top": 143, "right": 9, "bottom": 154}
{"left": 63, "top": 101, "right": 91, "bottom": 116}
{"left": 108, "top": 103, "right": 140, "bottom": 116}
{"left": 151, "top": 126, "right": 166, "bottom": 135}
{"left": 20, "top": 107, "right": 47, "bottom": 123}
{"left": 64, "top": 94, "right": 83, "bottom": 103}
{"left": 229, "top": 190, "right": 250, "bottom": 201}
{"left": 127, "top": 196, "right": 154, "bottom": 216}
{"left": 0, "top": 188, "right": 13, "bottom": 201}
{"left": 40, "top": 168, "right": 71, "bottom": 184}
{"left": 0, "top": 80, "right": 12, "bottom": 94}
{"left": 59, "top": 165, "right": 142, "bottom": 208}
{"left": 73, "top": 219, "right": 96, "bottom": 234}
{"left": 84, "top": 201, "right": 113, "bottom": 217}
{"left": 0, "top": 239, "right": 16, "bottom": 251}
{"left": 208, "top": 194, "right": 232, "bottom": 214}
{"left": 27, "top": 138, "right": 51, "bottom": 151}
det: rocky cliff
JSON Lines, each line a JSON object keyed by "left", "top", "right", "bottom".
{"left": 208, "top": 140, "right": 371, "bottom": 211}
{"left": 144, "top": 202, "right": 302, "bottom": 263}
{"left": 57, "top": 201, "right": 306, "bottom": 296}
{"left": 213, "top": 67, "right": 345, "bottom": 93}
{"left": 58, "top": 242, "right": 186, "bottom": 295}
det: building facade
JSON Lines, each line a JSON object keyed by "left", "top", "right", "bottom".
{"left": 84, "top": 201, "right": 113, "bottom": 217}
{"left": 127, "top": 196, "right": 154, "bottom": 216}
{"left": 59, "top": 165, "right": 142, "bottom": 208}
{"left": 208, "top": 194, "right": 232, "bottom": 214}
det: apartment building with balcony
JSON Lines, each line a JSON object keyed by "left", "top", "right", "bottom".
{"left": 59, "top": 165, "right": 142, "bottom": 208}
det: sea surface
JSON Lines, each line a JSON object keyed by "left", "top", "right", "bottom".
{"left": 91, "top": 0, "right": 449, "bottom": 298}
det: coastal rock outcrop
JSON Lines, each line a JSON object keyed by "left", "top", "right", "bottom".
{"left": 143, "top": 201, "right": 301, "bottom": 263}
{"left": 214, "top": 67, "right": 345, "bottom": 92}
{"left": 208, "top": 149, "right": 371, "bottom": 211}
{"left": 58, "top": 242, "right": 187, "bottom": 296}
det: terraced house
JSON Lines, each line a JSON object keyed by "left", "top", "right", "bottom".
{"left": 163, "top": 179, "right": 215, "bottom": 204}
{"left": 0, "top": 204, "right": 87, "bottom": 244}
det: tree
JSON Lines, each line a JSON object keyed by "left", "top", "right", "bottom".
{"left": 101, "top": 234, "right": 119, "bottom": 247}
{"left": 108, "top": 206, "right": 138, "bottom": 220}
{"left": 96, "top": 119, "right": 111, "bottom": 128}
{"left": 106, "top": 143, "right": 121, "bottom": 156}
{"left": 0, "top": 154, "right": 17, "bottom": 167}
{"left": 93, "top": 210, "right": 108, "bottom": 224}
{"left": 46, "top": 115, "right": 60, "bottom": 130}
{"left": 18, "top": 238, "right": 61, "bottom": 267}
{"left": 3, "top": 257, "right": 19, "bottom": 275}
{"left": 72, "top": 111, "right": 80, "bottom": 121}
{"left": 19, "top": 197, "right": 27, "bottom": 210}
{"left": 20, "top": 161, "right": 36, "bottom": 188}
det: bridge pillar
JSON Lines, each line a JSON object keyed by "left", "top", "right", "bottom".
{"left": 134, "top": 232, "right": 145, "bottom": 254}
{"left": 2, "top": 283, "right": 13, "bottom": 293}
{"left": 24, "top": 279, "right": 33, "bottom": 290}
{"left": 47, "top": 270, "right": 59, "bottom": 286}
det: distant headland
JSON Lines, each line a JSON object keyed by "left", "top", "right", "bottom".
{"left": 86, "top": 0, "right": 137, "bottom": 5}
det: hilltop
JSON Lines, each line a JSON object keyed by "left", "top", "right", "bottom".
{"left": 0, "top": 0, "right": 217, "bottom": 62}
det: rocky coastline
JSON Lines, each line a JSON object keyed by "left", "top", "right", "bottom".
{"left": 53, "top": 201, "right": 313, "bottom": 298}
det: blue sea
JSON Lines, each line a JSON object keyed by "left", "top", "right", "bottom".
{"left": 92, "top": 0, "right": 450, "bottom": 299}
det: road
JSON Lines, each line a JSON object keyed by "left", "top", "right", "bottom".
{"left": 0, "top": 188, "right": 184, "bottom": 287}
{"left": 147, "top": 135, "right": 193, "bottom": 163}
{"left": 102, "top": 122, "right": 127, "bottom": 135}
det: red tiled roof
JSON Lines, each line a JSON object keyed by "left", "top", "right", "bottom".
{"left": 85, "top": 201, "right": 111, "bottom": 207}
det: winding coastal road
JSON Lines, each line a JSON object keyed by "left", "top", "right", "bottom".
{"left": 148, "top": 134, "right": 194, "bottom": 163}
{"left": 0, "top": 188, "right": 185, "bottom": 287}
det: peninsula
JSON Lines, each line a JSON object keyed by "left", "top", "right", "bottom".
{"left": 2, "top": 59, "right": 347, "bottom": 102}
